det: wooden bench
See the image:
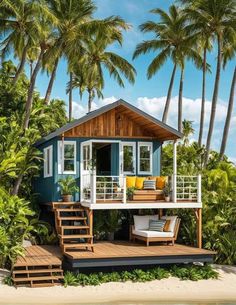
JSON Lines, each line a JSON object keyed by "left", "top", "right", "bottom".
{"left": 132, "top": 189, "right": 164, "bottom": 201}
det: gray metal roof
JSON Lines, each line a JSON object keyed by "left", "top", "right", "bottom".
{"left": 35, "top": 99, "right": 183, "bottom": 146}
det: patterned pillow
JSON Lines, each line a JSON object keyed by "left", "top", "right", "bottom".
{"left": 143, "top": 180, "right": 156, "bottom": 190}
{"left": 149, "top": 219, "right": 166, "bottom": 232}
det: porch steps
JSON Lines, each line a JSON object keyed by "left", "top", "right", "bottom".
{"left": 53, "top": 203, "right": 94, "bottom": 254}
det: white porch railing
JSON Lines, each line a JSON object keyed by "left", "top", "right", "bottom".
{"left": 82, "top": 174, "right": 126, "bottom": 204}
{"left": 172, "top": 175, "right": 201, "bottom": 202}
{"left": 82, "top": 174, "right": 201, "bottom": 204}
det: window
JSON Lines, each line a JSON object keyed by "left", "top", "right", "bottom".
{"left": 83, "top": 144, "right": 90, "bottom": 171}
{"left": 138, "top": 142, "right": 152, "bottom": 175}
{"left": 121, "top": 142, "right": 136, "bottom": 174}
{"left": 58, "top": 141, "right": 76, "bottom": 174}
{"left": 43, "top": 145, "right": 53, "bottom": 178}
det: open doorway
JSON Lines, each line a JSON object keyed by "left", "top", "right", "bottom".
{"left": 93, "top": 143, "right": 111, "bottom": 176}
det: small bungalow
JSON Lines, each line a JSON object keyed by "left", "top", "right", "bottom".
{"left": 33, "top": 99, "right": 214, "bottom": 272}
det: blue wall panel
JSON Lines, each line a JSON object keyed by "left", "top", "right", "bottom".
{"left": 35, "top": 137, "right": 162, "bottom": 203}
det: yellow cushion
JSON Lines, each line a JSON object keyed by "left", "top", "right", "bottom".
{"left": 156, "top": 176, "right": 168, "bottom": 190}
{"left": 126, "top": 176, "right": 136, "bottom": 188}
{"left": 135, "top": 177, "right": 146, "bottom": 189}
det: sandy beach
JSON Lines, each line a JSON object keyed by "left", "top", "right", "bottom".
{"left": 0, "top": 265, "right": 236, "bottom": 304}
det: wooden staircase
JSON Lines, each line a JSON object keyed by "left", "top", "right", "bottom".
{"left": 53, "top": 202, "right": 94, "bottom": 254}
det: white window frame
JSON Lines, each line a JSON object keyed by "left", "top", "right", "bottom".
{"left": 138, "top": 142, "right": 153, "bottom": 175}
{"left": 121, "top": 142, "right": 136, "bottom": 175}
{"left": 58, "top": 141, "right": 76, "bottom": 175}
{"left": 43, "top": 145, "right": 53, "bottom": 178}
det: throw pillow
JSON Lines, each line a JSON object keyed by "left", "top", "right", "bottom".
{"left": 143, "top": 180, "right": 156, "bottom": 190}
{"left": 163, "top": 219, "right": 171, "bottom": 232}
{"left": 149, "top": 219, "right": 166, "bottom": 232}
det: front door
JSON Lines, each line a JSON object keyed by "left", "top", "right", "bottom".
{"left": 80, "top": 141, "right": 92, "bottom": 201}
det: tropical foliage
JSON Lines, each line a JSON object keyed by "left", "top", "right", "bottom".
{"left": 63, "top": 264, "right": 218, "bottom": 287}
{"left": 162, "top": 124, "right": 236, "bottom": 265}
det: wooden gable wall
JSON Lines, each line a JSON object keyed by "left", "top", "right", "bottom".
{"left": 64, "top": 108, "right": 156, "bottom": 139}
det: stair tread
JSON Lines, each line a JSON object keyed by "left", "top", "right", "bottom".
{"left": 60, "top": 234, "right": 93, "bottom": 239}
{"left": 58, "top": 216, "right": 86, "bottom": 220}
{"left": 56, "top": 208, "right": 85, "bottom": 212}
{"left": 14, "top": 275, "right": 63, "bottom": 282}
{"left": 31, "top": 282, "right": 62, "bottom": 287}
{"left": 62, "top": 225, "right": 89, "bottom": 229}
{"left": 63, "top": 243, "right": 94, "bottom": 248}
{"left": 13, "top": 268, "right": 62, "bottom": 274}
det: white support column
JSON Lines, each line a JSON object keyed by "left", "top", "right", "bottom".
{"left": 172, "top": 140, "right": 177, "bottom": 203}
{"left": 197, "top": 174, "right": 202, "bottom": 203}
{"left": 91, "top": 171, "right": 96, "bottom": 204}
{"left": 123, "top": 176, "right": 127, "bottom": 204}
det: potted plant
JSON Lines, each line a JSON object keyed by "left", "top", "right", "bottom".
{"left": 163, "top": 182, "right": 171, "bottom": 202}
{"left": 58, "top": 176, "right": 79, "bottom": 202}
{"left": 126, "top": 186, "right": 136, "bottom": 201}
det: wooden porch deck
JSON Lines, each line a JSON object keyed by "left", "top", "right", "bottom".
{"left": 64, "top": 241, "right": 215, "bottom": 269}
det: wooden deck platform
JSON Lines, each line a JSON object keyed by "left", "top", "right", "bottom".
{"left": 13, "top": 246, "right": 63, "bottom": 287}
{"left": 63, "top": 241, "right": 215, "bottom": 270}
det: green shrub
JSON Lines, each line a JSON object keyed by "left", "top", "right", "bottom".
{"left": 63, "top": 265, "right": 218, "bottom": 287}
{"left": 2, "top": 275, "right": 13, "bottom": 286}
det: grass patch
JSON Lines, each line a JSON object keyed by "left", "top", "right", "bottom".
{"left": 63, "top": 264, "right": 218, "bottom": 287}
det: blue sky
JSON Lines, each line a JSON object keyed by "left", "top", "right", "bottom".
{"left": 32, "top": 0, "right": 236, "bottom": 161}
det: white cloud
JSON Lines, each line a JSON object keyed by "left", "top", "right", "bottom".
{"left": 72, "top": 96, "right": 118, "bottom": 119}
{"left": 71, "top": 101, "right": 87, "bottom": 118}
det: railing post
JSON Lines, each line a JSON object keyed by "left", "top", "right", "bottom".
{"left": 91, "top": 171, "right": 96, "bottom": 204}
{"left": 123, "top": 176, "right": 126, "bottom": 204}
{"left": 172, "top": 174, "right": 177, "bottom": 203}
{"left": 197, "top": 174, "right": 202, "bottom": 203}
{"left": 172, "top": 140, "right": 177, "bottom": 203}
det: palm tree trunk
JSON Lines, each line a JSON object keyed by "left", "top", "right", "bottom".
{"left": 162, "top": 64, "right": 177, "bottom": 123}
{"left": 30, "top": 61, "right": 33, "bottom": 79}
{"left": 44, "top": 58, "right": 59, "bottom": 105}
{"left": 178, "top": 68, "right": 184, "bottom": 133}
{"left": 88, "top": 89, "right": 93, "bottom": 113}
{"left": 23, "top": 48, "right": 44, "bottom": 131}
{"left": 198, "top": 47, "right": 207, "bottom": 147}
{"left": 69, "top": 72, "right": 73, "bottom": 122}
{"left": 11, "top": 173, "right": 23, "bottom": 195}
{"left": 219, "top": 66, "right": 236, "bottom": 160}
{"left": 13, "top": 44, "right": 28, "bottom": 85}
{"left": 204, "top": 35, "right": 222, "bottom": 166}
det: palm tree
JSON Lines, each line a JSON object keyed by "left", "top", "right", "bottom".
{"left": 72, "top": 27, "right": 136, "bottom": 113}
{"left": 189, "top": 0, "right": 236, "bottom": 166}
{"left": 133, "top": 5, "right": 189, "bottom": 123}
{"left": 0, "top": 0, "right": 38, "bottom": 84}
{"left": 182, "top": 119, "right": 194, "bottom": 146}
{"left": 219, "top": 39, "right": 236, "bottom": 160}
{"left": 23, "top": 17, "right": 56, "bottom": 130}
{"left": 175, "top": 34, "right": 202, "bottom": 133}
{"left": 68, "top": 67, "right": 103, "bottom": 113}
{"left": 41, "top": 0, "right": 96, "bottom": 106}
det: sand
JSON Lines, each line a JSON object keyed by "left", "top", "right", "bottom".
{"left": 0, "top": 265, "right": 236, "bottom": 304}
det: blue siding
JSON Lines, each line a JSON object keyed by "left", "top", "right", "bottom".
{"left": 35, "top": 137, "right": 162, "bottom": 203}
